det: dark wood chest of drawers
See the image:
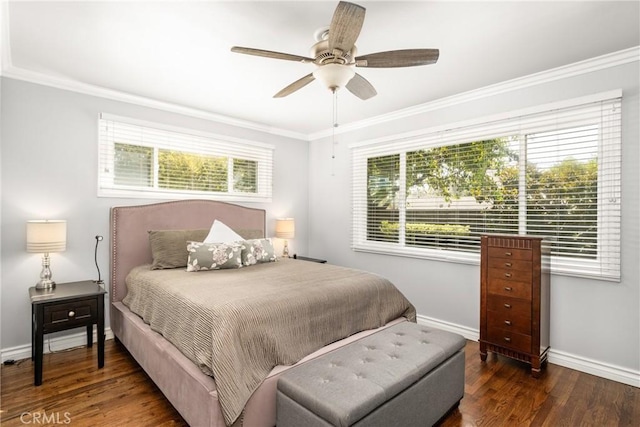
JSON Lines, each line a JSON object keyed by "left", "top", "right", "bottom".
{"left": 479, "top": 235, "right": 550, "bottom": 377}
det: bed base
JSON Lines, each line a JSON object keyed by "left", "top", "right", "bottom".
{"left": 112, "top": 301, "right": 404, "bottom": 427}
{"left": 109, "top": 200, "right": 406, "bottom": 427}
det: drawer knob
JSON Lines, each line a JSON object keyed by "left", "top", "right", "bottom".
{"left": 504, "top": 303, "right": 511, "bottom": 309}
{"left": 504, "top": 320, "right": 512, "bottom": 326}
{"left": 504, "top": 262, "right": 512, "bottom": 267}
{"left": 68, "top": 311, "right": 75, "bottom": 317}
{"left": 504, "top": 286, "right": 512, "bottom": 291}
{"left": 505, "top": 252, "right": 512, "bottom": 256}
{"left": 504, "top": 337, "right": 512, "bottom": 342}
{"left": 504, "top": 273, "right": 512, "bottom": 278}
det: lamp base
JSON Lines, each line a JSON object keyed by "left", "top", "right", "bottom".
{"left": 36, "top": 253, "right": 56, "bottom": 290}
{"left": 35, "top": 279, "right": 56, "bottom": 290}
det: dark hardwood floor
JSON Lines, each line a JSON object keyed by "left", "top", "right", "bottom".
{"left": 1, "top": 339, "right": 638, "bottom": 426}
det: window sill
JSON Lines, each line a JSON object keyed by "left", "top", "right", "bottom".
{"left": 352, "top": 244, "right": 620, "bottom": 282}
{"left": 98, "top": 188, "right": 272, "bottom": 203}
{"left": 352, "top": 243, "right": 480, "bottom": 266}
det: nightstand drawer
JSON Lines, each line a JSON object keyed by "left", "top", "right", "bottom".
{"left": 43, "top": 298, "right": 97, "bottom": 331}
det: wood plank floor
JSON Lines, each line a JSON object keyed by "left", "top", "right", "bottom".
{"left": 1, "top": 339, "right": 638, "bottom": 426}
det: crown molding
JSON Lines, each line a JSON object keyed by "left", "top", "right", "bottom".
{"left": 1, "top": 44, "right": 637, "bottom": 143}
{"left": 308, "top": 46, "right": 640, "bottom": 141}
{"left": 0, "top": 65, "right": 309, "bottom": 141}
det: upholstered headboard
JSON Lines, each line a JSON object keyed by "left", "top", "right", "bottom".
{"left": 109, "top": 200, "right": 266, "bottom": 303}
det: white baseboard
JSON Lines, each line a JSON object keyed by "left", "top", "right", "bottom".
{"left": 416, "top": 314, "right": 640, "bottom": 388}
{"left": 548, "top": 348, "right": 640, "bottom": 388}
{"left": 3, "top": 319, "right": 639, "bottom": 388}
{"left": 1, "top": 328, "right": 114, "bottom": 363}
{"left": 416, "top": 314, "right": 480, "bottom": 341}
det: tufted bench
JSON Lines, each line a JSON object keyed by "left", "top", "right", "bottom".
{"left": 276, "top": 322, "right": 466, "bottom": 427}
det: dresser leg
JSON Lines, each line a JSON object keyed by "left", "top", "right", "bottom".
{"left": 479, "top": 342, "right": 488, "bottom": 361}
{"left": 531, "top": 356, "right": 542, "bottom": 378}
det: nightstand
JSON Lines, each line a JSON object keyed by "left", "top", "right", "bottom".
{"left": 29, "top": 280, "right": 106, "bottom": 386}
{"left": 293, "top": 254, "right": 327, "bottom": 263}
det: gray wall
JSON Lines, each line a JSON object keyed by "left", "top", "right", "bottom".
{"left": 1, "top": 59, "right": 638, "bottom": 380}
{"left": 308, "top": 61, "right": 640, "bottom": 373}
{"left": 0, "top": 77, "right": 309, "bottom": 350}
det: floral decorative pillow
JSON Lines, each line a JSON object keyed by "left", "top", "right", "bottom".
{"left": 240, "top": 238, "right": 277, "bottom": 266}
{"left": 186, "top": 241, "right": 242, "bottom": 272}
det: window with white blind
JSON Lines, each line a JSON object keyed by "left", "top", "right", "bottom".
{"left": 98, "top": 114, "right": 273, "bottom": 202}
{"left": 352, "top": 91, "right": 622, "bottom": 281}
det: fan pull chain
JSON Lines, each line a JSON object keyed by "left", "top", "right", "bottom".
{"left": 331, "top": 88, "right": 338, "bottom": 176}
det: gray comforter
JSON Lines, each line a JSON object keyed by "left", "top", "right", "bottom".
{"left": 123, "top": 259, "right": 416, "bottom": 426}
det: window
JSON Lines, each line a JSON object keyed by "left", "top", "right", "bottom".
{"left": 98, "top": 114, "right": 273, "bottom": 202}
{"left": 353, "top": 92, "right": 622, "bottom": 280}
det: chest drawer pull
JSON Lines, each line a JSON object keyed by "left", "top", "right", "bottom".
{"left": 504, "top": 337, "right": 512, "bottom": 342}
{"left": 504, "top": 252, "right": 512, "bottom": 256}
{"left": 504, "top": 320, "right": 512, "bottom": 325}
{"left": 504, "top": 273, "right": 512, "bottom": 278}
{"left": 504, "top": 303, "right": 511, "bottom": 309}
{"left": 504, "top": 286, "right": 513, "bottom": 291}
{"left": 504, "top": 262, "right": 512, "bottom": 267}
{"left": 68, "top": 311, "right": 75, "bottom": 317}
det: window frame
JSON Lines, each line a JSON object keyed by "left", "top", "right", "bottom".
{"left": 98, "top": 114, "right": 274, "bottom": 202}
{"left": 352, "top": 91, "right": 622, "bottom": 281}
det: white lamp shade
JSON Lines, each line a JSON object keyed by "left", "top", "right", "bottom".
{"left": 27, "top": 220, "right": 67, "bottom": 253}
{"left": 313, "top": 64, "right": 355, "bottom": 91}
{"left": 275, "top": 218, "right": 295, "bottom": 239}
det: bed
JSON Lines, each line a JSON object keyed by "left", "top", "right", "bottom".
{"left": 109, "top": 199, "right": 416, "bottom": 427}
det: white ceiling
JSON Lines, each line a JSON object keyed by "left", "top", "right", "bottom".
{"left": 3, "top": 1, "right": 639, "bottom": 137}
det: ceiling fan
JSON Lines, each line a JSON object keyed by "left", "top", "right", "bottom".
{"left": 231, "top": 1, "right": 439, "bottom": 100}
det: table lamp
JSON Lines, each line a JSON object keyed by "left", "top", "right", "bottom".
{"left": 275, "top": 218, "right": 295, "bottom": 257}
{"left": 27, "top": 220, "right": 67, "bottom": 290}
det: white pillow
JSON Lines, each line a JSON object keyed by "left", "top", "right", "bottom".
{"left": 203, "top": 219, "right": 244, "bottom": 244}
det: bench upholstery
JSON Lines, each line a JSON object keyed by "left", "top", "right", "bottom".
{"left": 276, "top": 322, "right": 466, "bottom": 427}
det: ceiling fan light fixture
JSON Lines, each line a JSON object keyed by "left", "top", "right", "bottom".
{"left": 313, "top": 64, "right": 355, "bottom": 92}
{"left": 231, "top": 1, "right": 439, "bottom": 99}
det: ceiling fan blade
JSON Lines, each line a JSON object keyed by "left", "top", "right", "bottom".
{"left": 328, "top": 2, "right": 366, "bottom": 55}
{"left": 231, "top": 46, "right": 313, "bottom": 63}
{"left": 346, "top": 73, "right": 377, "bottom": 100}
{"left": 355, "top": 49, "right": 440, "bottom": 68}
{"left": 274, "top": 73, "right": 316, "bottom": 98}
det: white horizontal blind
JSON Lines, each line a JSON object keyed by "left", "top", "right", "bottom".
{"left": 353, "top": 92, "right": 622, "bottom": 280}
{"left": 98, "top": 115, "right": 273, "bottom": 202}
